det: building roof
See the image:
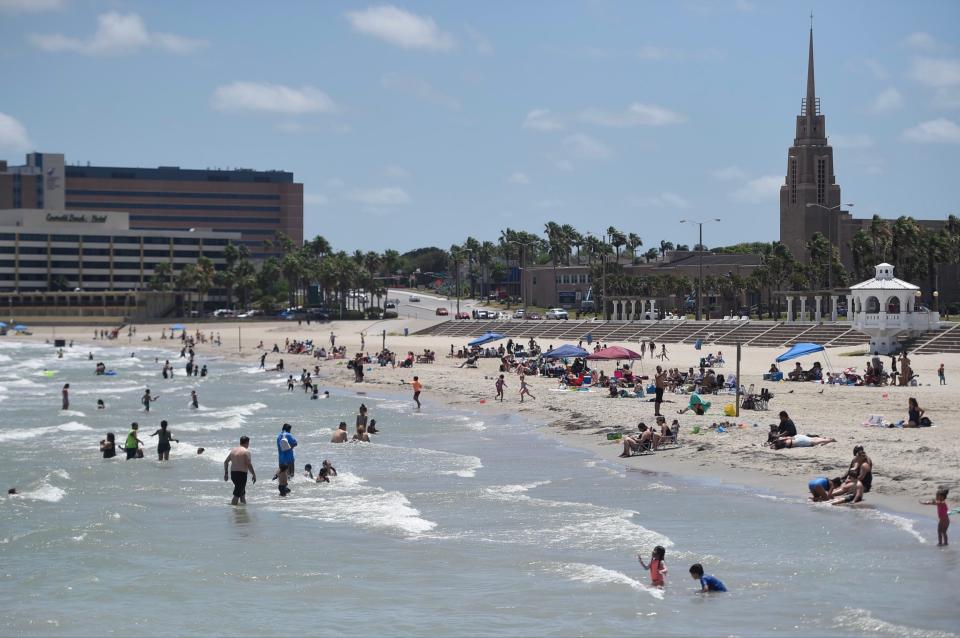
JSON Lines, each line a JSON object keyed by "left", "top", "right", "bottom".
{"left": 850, "top": 263, "right": 919, "bottom": 291}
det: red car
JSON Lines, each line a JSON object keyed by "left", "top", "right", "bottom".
{"left": 526, "top": 312, "right": 542, "bottom": 320}
{"left": 436, "top": 307, "right": 449, "bottom": 316}
{"left": 455, "top": 311, "right": 470, "bottom": 319}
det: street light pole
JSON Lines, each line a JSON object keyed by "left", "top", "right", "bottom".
{"left": 680, "top": 218, "right": 721, "bottom": 321}
{"left": 806, "top": 203, "right": 854, "bottom": 290}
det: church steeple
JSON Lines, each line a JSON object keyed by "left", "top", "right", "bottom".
{"left": 805, "top": 27, "right": 816, "bottom": 120}
{"left": 795, "top": 24, "right": 826, "bottom": 145}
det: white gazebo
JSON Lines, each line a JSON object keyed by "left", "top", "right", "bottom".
{"left": 849, "top": 263, "right": 940, "bottom": 354}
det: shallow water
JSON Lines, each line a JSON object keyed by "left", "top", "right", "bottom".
{"left": 0, "top": 341, "right": 957, "bottom": 637}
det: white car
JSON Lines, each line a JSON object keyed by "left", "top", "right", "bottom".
{"left": 513, "top": 309, "right": 525, "bottom": 319}
{"left": 409, "top": 295, "right": 421, "bottom": 302}
{"left": 546, "top": 308, "right": 569, "bottom": 320}
{"left": 496, "top": 311, "right": 510, "bottom": 320}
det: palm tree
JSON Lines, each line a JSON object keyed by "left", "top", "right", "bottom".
{"left": 193, "top": 256, "right": 216, "bottom": 314}
{"left": 149, "top": 261, "right": 174, "bottom": 292}
{"left": 606, "top": 226, "right": 626, "bottom": 262}
{"left": 176, "top": 264, "right": 197, "bottom": 316}
{"left": 477, "top": 241, "right": 495, "bottom": 299}
{"left": 869, "top": 215, "right": 892, "bottom": 263}
{"left": 659, "top": 240, "right": 674, "bottom": 260}
{"left": 627, "top": 233, "right": 643, "bottom": 261}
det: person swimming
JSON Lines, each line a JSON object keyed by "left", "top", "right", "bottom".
{"left": 97, "top": 399, "right": 106, "bottom": 410}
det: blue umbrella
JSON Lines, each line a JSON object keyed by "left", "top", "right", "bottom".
{"left": 13, "top": 324, "right": 27, "bottom": 331}
{"left": 468, "top": 332, "right": 505, "bottom": 347}
{"left": 775, "top": 342, "right": 824, "bottom": 362}
{"left": 170, "top": 323, "right": 185, "bottom": 330}
{"left": 0, "top": 321, "right": 6, "bottom": 327}
{"left": 543, "top": 344, "right": 590, "bottom": 359}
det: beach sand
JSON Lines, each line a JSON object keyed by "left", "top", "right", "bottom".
{"left": 29, "top": 318, "right": 958, "bottom": 517}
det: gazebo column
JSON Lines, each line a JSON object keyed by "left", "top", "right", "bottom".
{"left": 814, "top": 296, "right": 822, "bottom": 323}
{"left": 649, "top": 298, "right": 656, "bottom": 319}
{"left": 830, "top": 295, "right": 838, "bottom": 322}
{"left": 785, "top": 296, "right": 794, "bottom": 323}
{"left": 628, "top": 299, "right": 636, "bottom": 321}
{"left": 799, "top": 296, "right": 807, "bottom": 322}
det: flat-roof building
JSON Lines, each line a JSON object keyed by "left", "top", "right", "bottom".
{"left": 0, "top": 208, "right": 239, "bottom": 293}
{"left": 0, "top": 152, "right": 302, "bottom": 258}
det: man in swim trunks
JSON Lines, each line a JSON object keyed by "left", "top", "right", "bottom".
{"left": 330, "top": 422, "right": 348, "bottom": 443}
{"left": 276, "top": 423, "right": 297, "bottom": 478}
{"left": 224, "top": 436, "right": 256, "bottom": 506}
{"left": 411, "top": 376, "right": 422, "bottom": 409}
{"left": 654, "top": 366, "right": 666, "bottom": 417}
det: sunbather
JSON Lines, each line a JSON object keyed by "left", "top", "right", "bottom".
{"left": 771, "top": 434, "right": 837, "bottom": 449}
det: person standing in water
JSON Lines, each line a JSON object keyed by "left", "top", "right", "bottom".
{"left": 141, "top": 389, "right": 158, "bottom": 412}
{"left": 411, "top": 376, "right": 423, "bottom": 409}
{"left": 61, "top": 384, "right": 70, "bottom": 410}
{"left": 356, "top": 404, "right": 368, "bottom": 429}
{"left": 190, "top": 390, "right": 199, "bottom": 409}
{"left": 124, "top": 423, "right": 144, "bottom": 459}
{"left": 100, "top": 432, "right": 116, "bottom": 459}
{"left": 223, "top": 436, "right": 256, "bottom": 506}
{"left": 276, "top": 423, "right": 297, "bottom": 478}
{"left": 150, "top": 420, "right": 179, "bottom": 461}
{"left": 920, "top": 487, "right": 950, "bottom": 546}
{"left": 638, "top": 546, "right": 668, "bottom": 588}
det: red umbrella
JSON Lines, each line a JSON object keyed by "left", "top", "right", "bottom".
{"left": 586, "top": 346, "right": 643, "bottom": 360}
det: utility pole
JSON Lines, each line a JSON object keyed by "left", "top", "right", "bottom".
{"left": 681, "top": 218, "right": 721, "bottom": 321}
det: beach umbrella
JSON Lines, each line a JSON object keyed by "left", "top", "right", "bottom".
{"left": 543, "top": 344, "right": 590, "bottom": 359}
{"left": 13, "top": 324, "right": 27, "bottom": 331}
{"left": 586, "top": 345, "right": 643, "bottom": 360}
{"left": 468, "top": 332, "right": 505, "bottom": 347}
{"left": 0, "top": 321, "right": 6, "bottom": 327}
{"left": 170, "top": 323, "right": 185, "bottom": 331}
{"left": 775, "top": 342, "right": 824, "bottom": 362}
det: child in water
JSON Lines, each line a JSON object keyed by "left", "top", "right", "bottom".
{"left": 920, "top": 487, "right": 950, "bottom": 546}
{"left": 689, "top": 563, "right": 727, "bottom": 592}
{"left": 638, "top": 546, "right": 667, "bottom": 587}
{"left": 273, "top": 464, "right": 291, "bottom": 496}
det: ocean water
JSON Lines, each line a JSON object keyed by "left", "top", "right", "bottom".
{"left": 1, "top": 340, "right": 957, "bottom": 637}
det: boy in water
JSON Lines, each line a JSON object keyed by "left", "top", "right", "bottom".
{"left": 190, "top": 390, "right": 199, "bottom": 409}
{"left": 689, "top": 563, "right": 727, "bottom": 592}
{"left": 411, "top": 376, "right": 422, "bottom": 409}
{"left": 141, "top": 389, "right": 158, "bottom": 412}
{"left": 124, "top": 422, "right": 144, "bottom": 459}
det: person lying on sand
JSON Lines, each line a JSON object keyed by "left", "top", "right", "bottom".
{"left": 771, "top": 435, "right": 836, "bottom": 449}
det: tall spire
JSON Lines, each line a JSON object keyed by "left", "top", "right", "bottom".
{"left": 805, "top": 24, "right": 816, "bottom": 119}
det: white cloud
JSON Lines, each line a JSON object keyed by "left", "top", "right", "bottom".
{"left": 933, "top": 87, "right": 960, "bottom": 108}
{"left": 380, "top": 72, "right": 460, "bottom": 110}
{"left": 303, "top": 194, "right": 329, "bottom": 206}
{"left": 901, "top": 118, "right": 960, "bottom": 144}
{"left": 212, "top": 82, "right": 336, "bottom": 114}
{"left": 345, "top": 5, "right": 454, "bottom": 51}
{"left": 711, "top": 166, "right": 748, "bottom": 181}
{"left": 28, "top": 11, "right": 206, "bottom": 55}
{"left": 846, "top": 58, "right": 889, "bottom": 80}
{"left": 507, "top": 171, "right": 530, "bottom": 185}
{"left": 0, "top": 112, "right": 32, "bottom": 152}
{"left": 871, "top": 87, "right": 904, "bottom": 112}
{"left": 909, "top": 57, "right": 960, "bottom": 88}
{"left": 562, "top": 133, "right": 612, "bottom": 160}
{"left": 466, "top": 27, "right": 493, "bottom": 54}
{"left": 384, "top": 165, "right": 410, "bottom": 178}
{"left": 0, "top": 0, "right": 63, "bottom": 12}
{"left": 628, "top": 192, "right": 689, "bottom": 208}
{"left": 523, "top": 109, "right": 564, "bottom": 132}
{"left": 830, "top": 133, "right": 874, "bottom": 149}
{"left": 580, "top": 102, "right": 684, "bottom": 127}
{"left": 347, "top": 187, "right": 411, "bottom": 206}
{"left": 732, "top": 175, "right": 782, "bottom": 203}
{"left": 903, "top": 32, "right": 948, "bottom": 53}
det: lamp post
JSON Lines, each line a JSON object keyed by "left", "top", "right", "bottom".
{"left": 509, "top": 240, "right": 537, "bottom": 311}
{"left": 805, "top": 203, "right": 854, "bottom": 291}
{"left": 680, "top": 218, "right": 721, "bottom": 321}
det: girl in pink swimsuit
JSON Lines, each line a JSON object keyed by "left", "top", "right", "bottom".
{"left": 638, "top": 546, "right": 668, "bottom": 587}
{"left": 921, "top": 487, "right": 950, "bottom": 546}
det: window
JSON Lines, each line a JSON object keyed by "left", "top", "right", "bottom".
{"left": 82, "top": 235, "right": 110, "bottom": 243}
{"left": 0, "top": 246, "right": 13, "bottom": 253}
{"left": 51, "top": 247, "right": 79, "bottom": 255}
{"left": 20, "top": 234, "right": 48, "bottom": 242}
{"left": 19, "top": 260, "right": 48, "bottom": 268}
{"left": 816, "top": 157, "right": 826, "bottom": 205}
{"left": 18, "top": 246, "right": 47, "bottom": 255}
{"left": 143, "top": 237, "right": 169, "bottom": 245}
{"left": 865, "top": 296, "right": 880, "bottom": 313}
{"left": 144, "top": 249, "right": 170, "bottom": 257}
{"left": 83, "top": 262, "right": 110, "bottom": 270}
{"left": 0, "top": 233, "right": 14, "bottom": 240}
{"left": 789, "top": 157, "right": 797, "bottom": 204}
{"left": 173, "top": 250, "right": 199, "bottom": 258}
{"left": 112, "top": 236, "right": 140, "bottom": 244}
{"left": 113, "top": 249, "right": 140, "bottom": 257}
{"left": 173, "top": 237, "right": 200, "bottom": 245}
{"left": 82, "top": 248, "right": 110, "bottom": 256}
{"left": 51, "top": 235, "right": 80, "bottom": 242}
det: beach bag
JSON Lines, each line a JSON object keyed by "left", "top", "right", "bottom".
{"left": 723, "top": 403, "right": 736, "bottom": 417}
{"left": 279, "top": 436, "right": 292, "bottom": 452}
{"left": 920, "top": 416, "right": 933, "bottom": 427}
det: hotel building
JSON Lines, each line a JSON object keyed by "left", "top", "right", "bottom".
{"left": 0, "top": 152, "right": 302, "bottom": 258}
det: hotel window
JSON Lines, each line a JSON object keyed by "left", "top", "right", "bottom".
{"left": 51, "top": 235, "right": 79, "bottom": 242}
{"left": 789, "top": 157, "right": 797, "bottom": 204}
{"left": 816, "top": 158, "right": 826, "bottom": 204}
{"left": 20, "top": 234, "right": 48, "bottom": 242}
{"left": 82, "top": 235, "right": 110, "bottom": 243}
{"left": 113, "top": 236, "right": 140, "bottom": 244}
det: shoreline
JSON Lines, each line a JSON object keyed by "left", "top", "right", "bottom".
{"left": 18, "top": 319, "right": 955, "bottom": 524}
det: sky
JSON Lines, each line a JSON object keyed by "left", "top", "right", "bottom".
{"left": 1, "top": 0, "right": 958, "bottom": 253}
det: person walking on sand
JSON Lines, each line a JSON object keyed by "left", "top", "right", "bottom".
{"left": 276, "top": 423, "right": 297, "bottom": 478}
{"left": 654, "top": 366, "right": 666, "bottom": 417}
{"left": 150, "top": 420, "right": 179, "bottom": 461}
{"left": 938, "top": 363, "right": 946, "bottom": 385}
{"left": 259, "top": 352, "right": 267, "bottom": 369}
{"left": 519, "top": 375, "right": 535, "bottom": 402}
{"left": 411, "top": 376, "right": 423, "bottom": 409}
{"left": 223, "top": 436, "right": 256, "bottom": 506}
{"left": 495, "top": 374, "right": 507, "bottom": 402}
{"left": 330, "top": 332, "right": 336, "bottom": 348}
{"left": 659, "top": 344, "right": 669, "bottom": 361}
{"left": 61, "top": 384, "right": 70, "bottom": 410}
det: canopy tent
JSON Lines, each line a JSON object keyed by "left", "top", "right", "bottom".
{"left": 543, "top": 344, "right": 590, "bottom": 359}
{"left": 468, "top": 332, "right": 505, "bottom": 347}
{"left": 775, "top": 343, "right": 825, "bottom": 362}
{"left": 13, "top": 324, "right": 27, "bottom": 331}
{"left": 170, "top": 323, "right": 186, "bottom": 331}
{"left": 586, "top": 346, "right": 643, "bottom": 360}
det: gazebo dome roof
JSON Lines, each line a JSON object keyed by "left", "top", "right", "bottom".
{"left": 849, "top": 263, "right": 919, "bottom": 292}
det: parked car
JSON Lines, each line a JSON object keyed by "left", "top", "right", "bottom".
{"left": 455, "top": 311, "right": 470, "bottom": 319}
{"left": 546, "top": 308, "right": 569, "bottom": 320}
{"left": 211, "top": 309, "right": 236, "bottom": 318}
{"left": 409, "top": 295, "right": 421, "bottom": 302}
{"left": 436, "top": 307, "right": 449, "bottom": 316}
{"left": 526, "top": 312, "right": 542, "bottom": 320}
{"left": 513, "top": 309, "right": 525, "bottom": 319}
{"left": 496, "top": 311, "right": 510, "bottom": 320}
{"left": 385, "top": 301, "right": 397, "bottom": 310}
{"left": 237, "top": 309, "right": 263, "bottom": 319}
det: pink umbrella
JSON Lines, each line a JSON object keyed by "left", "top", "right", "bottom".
{"left": 586, "top": 346, "right": 643, "bottom": 360}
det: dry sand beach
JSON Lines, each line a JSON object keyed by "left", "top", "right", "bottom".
{"left": 26, "top": 318, "right": 958, "bottom": 517}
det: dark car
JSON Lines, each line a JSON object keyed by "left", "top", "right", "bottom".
{"left": 526, "top": 312, "right": 542, "bottom": 320}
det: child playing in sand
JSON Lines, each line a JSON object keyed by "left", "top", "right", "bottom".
{"left": 689, "top": 563, "right": 727, "bottom": 592}
{"left": 495, "top": 374, "right": 507, "bottom": 402}
{"left": 921, "top": 487, "right": 950, "bottom": 546}
{"left": 519, "top": 375, "right": 534, "bottom": 403}
{"left": 638, "top": 546, "right": 667, "bottom": 587}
